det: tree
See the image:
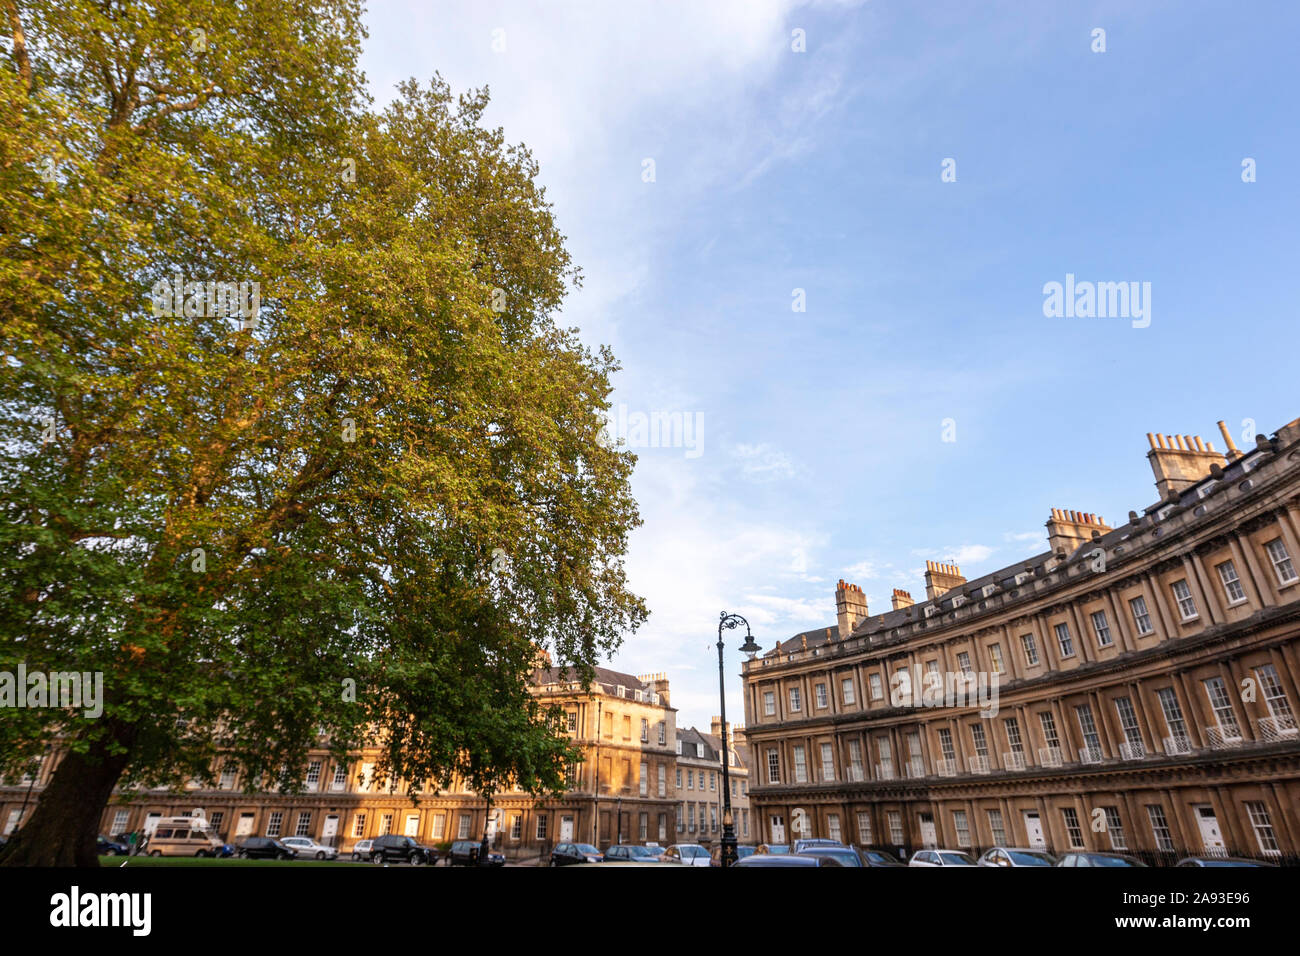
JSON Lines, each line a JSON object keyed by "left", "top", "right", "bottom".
{"left": 0, "top": 0, "right": 644, "bottom": 866}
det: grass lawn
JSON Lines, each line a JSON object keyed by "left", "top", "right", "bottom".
{"left": 99, "top": 855, "right": 355, "bottom": 867}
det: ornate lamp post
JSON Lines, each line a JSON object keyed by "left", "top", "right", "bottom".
{"left": 717, "top": 611, "right": 760, "bottom": 867}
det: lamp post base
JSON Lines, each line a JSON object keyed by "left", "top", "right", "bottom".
{"left": 720, "top": 824, "right": 738, "bottom": 868}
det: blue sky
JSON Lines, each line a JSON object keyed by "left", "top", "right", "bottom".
{"left": 360, "top": 0, "right": 1300, "bottom": 731}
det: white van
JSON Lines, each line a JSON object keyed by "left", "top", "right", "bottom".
{"left": 144, "top": 814, "right": 226, "bottom": 858}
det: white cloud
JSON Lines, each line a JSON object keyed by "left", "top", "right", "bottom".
{"left": 912, "top": 544, "right": 996, "bottom": 566}
{"left": 731, "top": 442, "right": 797, "bottom": 482}
{"left": 1003, "top": 530, "right": 1042, "bottom": 543}
{"left": 358, "top": 0, "right": 866, "bottom": 731}
{"left": 842, "top": 560, "right": 879, "bottom": 580}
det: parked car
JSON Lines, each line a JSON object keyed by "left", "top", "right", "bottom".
{"left": 859, "top": 848, "right": 906, "bottom": 867}
{"left": 663, "top": 844, "right": 711, "bottom": 867}
{"left": 977, "top": 847, "right": 1058, "bottom": 867}
{"left": 350, "top": 839, "right": 373, "bottom": 862}
{"left": 550, "top": 842, "right": 604, "bottom": 865}
{"left": 910, "top": 849, "right": 977, "bottom": 867}
{"left": 752, "top": 843, "right": 792, "bottom": 855}
{"left": 1056, "top": 851, "right": 1146, "bottom": 867}
{"left": 733, "top": 853, "right": 844, "bottom": 867}
{"left": 280, "top": 837, "right": 339, "bottom": 860}
{"left": 370, "top": 834, "right": 438, "bottom": 865}
{"left": 447, "top": 840, "right": 504, "bottom": 866}
{"left": 794, "top": 838, "right": 846, "bottom": 853}
{"left": 97, "top": 835, "right": 130, "bottom": 856}
{"left": 799, "top": 845, "right": 865, "bottom": 867}
{"left": 1176, "top": 856, "right": 1277, "bottom": 867}
{"left": 237, "top": 837, "right": 298, "bottom": 860}
{"left": 709, "top": 844, "right": 757, "bottom": 866}
{"left": 606, "top": 844, "right": 666, "bottom": 863}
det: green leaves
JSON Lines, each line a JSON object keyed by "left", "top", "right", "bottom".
{"left": 0, "top": 0, "right": 643, "bottom": 829}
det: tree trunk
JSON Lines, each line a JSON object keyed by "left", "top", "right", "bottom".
{"left": 0, "top": 720, "right": 135, "bottom": 867}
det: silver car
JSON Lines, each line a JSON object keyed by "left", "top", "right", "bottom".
{"left": 350, "top": 839, "right": 374, "bottom": 862}
{"left": 909, "top": 849, "right": 977, "bottom": 867}
{"left": 281, "top": 836, "right": 339, "bottom": 860}
{"left": 977, "top": 846, "right": 1057, "bottom": 867}
{"left": 664, "top": 844, "right": 711, "bottom": 867}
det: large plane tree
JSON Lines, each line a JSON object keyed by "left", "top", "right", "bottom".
{"left": 0, "top": 0, "right": 644, "bottom": 866}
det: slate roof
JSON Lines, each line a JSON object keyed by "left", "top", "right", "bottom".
{"left": 676, "top": 725, "right": 747, "bottom": 769}
{"left": 533, "top": 665, "right": 658, "bottom": 701}
{"left": 769, "top": 441, "right": 1281, "bottom": 654}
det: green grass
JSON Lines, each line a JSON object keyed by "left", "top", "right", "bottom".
{"left": 99, "top": 854, "right": 354, "bottom": 867}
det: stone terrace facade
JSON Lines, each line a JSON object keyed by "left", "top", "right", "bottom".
{"left": 743, "top": 417, "right": 1300, "bottom": 863}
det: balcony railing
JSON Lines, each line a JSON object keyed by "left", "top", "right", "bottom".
{"left": 1037, "top": 747, "right": 1063, "bottom": 768}
{"left": 847, "top": 765, "right": 866, "bottom": 782}
{"left": 875, "top": 762, "right": 896, "bottom": 781}
{"left": 1002, "top": 751, "right": 1026, "bottom": 771}
{"left": 966, "top": 756, "right": 991, "bottom": 774}
{"left": 1118, "top": 741, "right": 1147, "bottom": 761}
{"left": 903, "top": 758, "right": 926, "bottom": 779}
{"left": 1079, "top": 745, "right": 1104, "bottom": 764}
{"left": 1204, "top": 725, "right": 1244, "bottom": 749}
{"left": 1163, "top": 734, "right": 1193, "bottom": 756}
{"left": 935, "top": 758, "right": 958, "bottom": 777}
{"left": 1256, "top": 714, "right": 1298, "bottom": 742}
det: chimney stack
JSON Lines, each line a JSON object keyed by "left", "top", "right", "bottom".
{"left": 637, "top": 672, "right": 670, "bottom": 706}
{"left": 1216, "top": 421, "right": 1242, "bottom": 461}
{"left": 710, "top": 716, "right": 729, "bottom": 740}
{"left": 1146, "top": 429, "right": 1226, "bottom": 499}
{"left": 835, "top": 580, "right": 869, "bottom": 638}
{"left": 1045, "top": 509, "right": 1114, "bottom": 558}
{"left": 924, "top": 561, "right": 966, "bottom": 600}
{"left": 891, "top": 588, "right": 914, "bottom": 611}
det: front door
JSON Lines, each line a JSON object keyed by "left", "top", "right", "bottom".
{"left": 1023, "top": 811, "right": 1045, "bottom": 848}
{"left": 321, "top": 815, "right": 339, "bottom": 844}
{"left": 770, "top": 814, "right": 786, "bottom": 844}
{"left": 145, "top": 812, "right": 162, "bottom": 835}
{"left": 919, "top": 813, "right": 937, "bottom": 848}
{"left": 404, "top": 814, "right": 419, "bottom": 837}
{"left": 1196, "top": 806, "right": 1226, "bottom": 856}
{"left": 559, "top": 814, "right": 574, "bottom": 842}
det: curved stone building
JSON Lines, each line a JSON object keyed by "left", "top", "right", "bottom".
{"left": 742, "top": 417, "right": 1300, "bottom": 863}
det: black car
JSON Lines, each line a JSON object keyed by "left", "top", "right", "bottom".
{"left": 799, "top": 845, "right": 865, "bottom": 867}
{"left": 605, "top": 844, "right": 665, "bottom": 863}
{"left": 860, "top": 848, "right": 906, "bottom": 867}
{"left": 1056, "top": 852, "right": 1147, "bottom": 867}
{"left": 370, "top": 834, "right": 439, "bottom": 865}
{"left": 97, "top": 835, "right": 129, "bottom": 856}
{"left": 446, "top": 840, "right": 504, "bottom": 866}
{"left": 1176, "top": 856, "right": 1277, "bottom": 867}
{"left": 550, "top": 842, "right": 604, "bottom": 865}
{"left": 733, "top": 853, "right": 843, "bottom": 867}
{"left": 236, "top": 837, "right": 298, "bottom": 860}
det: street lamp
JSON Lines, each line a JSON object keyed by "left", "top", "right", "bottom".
{"left": 717, "top": 611, "right": 760, "bottom": 868}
